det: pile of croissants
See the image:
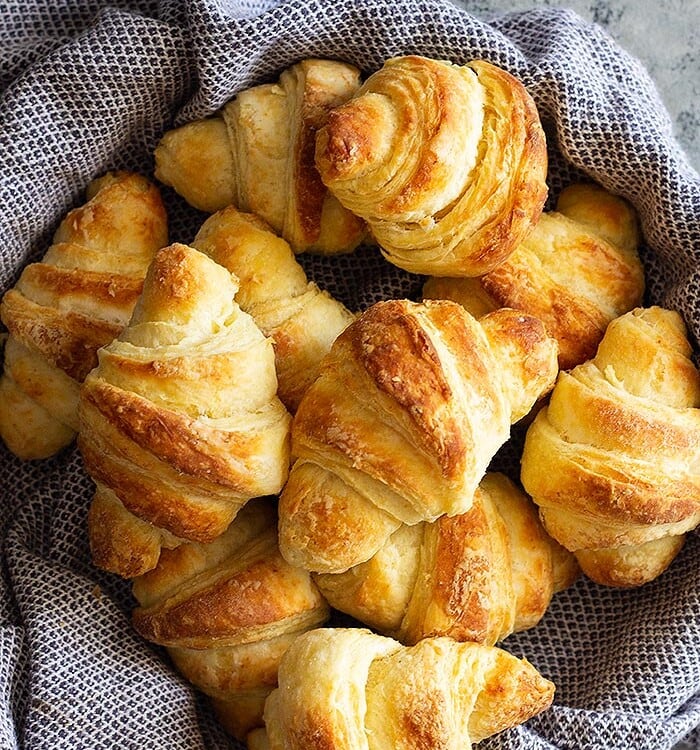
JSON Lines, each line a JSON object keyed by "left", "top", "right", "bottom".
{"left": 2, "top": 54, "right": 700, "bottom": 749}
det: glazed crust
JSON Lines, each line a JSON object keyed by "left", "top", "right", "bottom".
{"left": 423, "top": 183, "right": 645, "bottom": 369}
{"left": 154, "top": 59, "right": 365, "bottom": 255}
{"left": 261, "top": 628, "right": 555, "bottom": 749}
{"left": 131, "top": 499, "right": 330, "bottom": 739}
{"left": 0, "top": 171, "right": 167, "bottom": 459}
{"left": 521, "top": 306, "right": 700, "bottom": 586}
{"left": 278, "top": 299, "right": 558, "bottom": 573}
{"left": 315, "top": 55, "right": 548, "bottom": 276}
{"left": 192, "top": 207, "right": 355, "bottom": 411}
{"left": 314, "top": 472, "right": 579, "bottom": 646}
{"left": 79, "top": 243, "right": 291, "bottom": 578}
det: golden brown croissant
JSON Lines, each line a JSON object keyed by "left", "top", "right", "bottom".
{"left": 192, "top": 207, "right": 355, "bottom": 411}
{"left": 131, "top": 498, "right": 330, "bottom": 741}
{"left": 314, "top": 472, "right": 579, "bottom": 646}
{"left": 79, "top": 243, "right": 291, "bottom": 578}
{"left": 154, "top": 58, "right": 366, "bottom": 255}
{"left": 0, "top": 172, "right": 168, "bottom": 460}
{"left": 521, "top": 306, "right": 700, "bottom": 587}
{"left": 278, "top": 299, "right": 558, "bottom": 574}
{"left": 261, "top": 628, "right": 555, "bottom": 749}
{"left": 423, "top": 182, "right": 645, "bottom": 370}
{"left": 314, "top": 55, "right": 548, "bottom": 276}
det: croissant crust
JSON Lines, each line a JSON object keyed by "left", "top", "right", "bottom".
{"left": 315, "top": 55, "right": 548, "bottom": 276}
{"left": 80, "top": 243, "right": 291, "bottom": 577}
{"left": 521, "top": 306, "right": 700, "bottom": 585}
{"left": 0, "top": 171, "right": 167, "bottom": 459}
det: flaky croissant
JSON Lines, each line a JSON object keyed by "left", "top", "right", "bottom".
{"left": 315, "top": 55, "right": 548, "bottom": 276}
{"left": 261, "top": 628, "right": 555, "bottom": 750}
{"left": 423, "top": 183, "right": 645, "bottom": 370}
{"left": 131, "top": 498, "right": 330, "bottom": 740}
{"left": 0, "top": 172, "right": 167, "bottom": 460}
{"left": 314, "top": 472, "right": 579, "bottom": 646}
{"left": 521, "top": 306, "right": 700, "bottom": 587}
{"left": 278, "top": 299, "right": 558, "bottom": 574}
{"left": 192, "top": 207, "right": 355, "bottom": 411}
{"left": 154, "top": 58, "right": 365, "bottom": 255}
{"left": 79, "top": 243, "right": 291, "bottom": 578}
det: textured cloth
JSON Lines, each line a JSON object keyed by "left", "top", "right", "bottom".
{"left": 1, "top": 1, "right": 700, "bottom": 749}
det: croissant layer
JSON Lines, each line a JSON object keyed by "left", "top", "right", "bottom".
{"left": 315, "top": 55, "right": 548, "bottom": 276}
{"left": 314, "top": 472, "right": 579, "bottom": 646}
{"left": 80, "top": 243, "right": 291, "bottom": 577}
{"left": 0, "top": 171, "right": 167, "bottom": 459}
{"left": 279, "top": 298, "right": 558, "bottom": 573}
{"left": 155, "top": 59, "right": 365, "bottom": 255}
{"left": 261, "top": 628, "right": 554, "bottom": 749}
{"left": 132, "top": 499, "right": 329, "bottom": 739}
{"left": 521, "top": 306, "right": 700, "bottom": 586}
{"left": 192, "top": 207, "right": 355, "bottom": 411}
{"left": 423, "top": 183, "right": 645, "bottom": 369}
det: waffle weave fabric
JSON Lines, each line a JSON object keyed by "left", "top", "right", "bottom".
{"left": 1, "top": 1, "right": 699, "bottom": 749}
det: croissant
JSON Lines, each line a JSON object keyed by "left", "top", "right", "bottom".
{"left": 154, "top": 58, "right": 366, "bottom": 255}
{"left": 79, "top": 243, "right": 291, "bottom": 578}
{"left": 192, "top": 207, "right": 355, "bottom": 411}
{"left": 131, "top": 498, "right": 330, "bottom": 740}
{"left": 261, "top": 628, "right": 555, "bottom": 750}
{"left": 0, "top": 171, "right": 167, "bottom": 460}
{"left": 278, "top": 298, "right": 558, "bottom": 574}
{"left": 314, "top": 472, "right": 579, "bottom": 646}
{"left": 521, "top": 306, "right": 700, "bottom": 587}
{"left": 314, "top": 55, "right": 548, "bottom": 276}
{"left": 423, "top": 183, "right": 645, "bottom": 370}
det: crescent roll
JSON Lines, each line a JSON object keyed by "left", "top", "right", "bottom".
{"left": 0, "top": 172, "right": 167, "bottom": 459}
{"left": 261, "top": 628, "right": 555, "bottom": 750}
{"left": 278, "top": 299, "right": 558, "bottom": 574}
{"left": 423, "top": 183, "right": 645, "bottom": 370}
{"left": 154, "top": 58, "right": 366, "bottom": 255}
{"left": 192, "top": 207, "right": 355, "bottom": 411}
{"left": 314, "top": 55, "right": 548, "bottom": 276}
{"left": 314, "top": 472, "right": 579, "bottom": 646}
{"left": 79, "top": 243, "right": 291, "bottom": 578}
{"left": 521, "top": 306, "right": 700, "bottom": 587}
{"left": 131, "top": 499, "right": 330, "bottom": 740}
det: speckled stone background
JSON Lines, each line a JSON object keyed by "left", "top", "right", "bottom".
{"left": 452, "top": 0, "right": 700, "bottom": 172}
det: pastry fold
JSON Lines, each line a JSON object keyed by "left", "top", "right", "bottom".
{"left": 79, "top": 243, "right": 291, "bottom": 578}
{"left": 278, "top": 298, "right": 558, "bottom": 573}
{"left": 261, "top": 628, "right": 555, "bottom": 750}
{"left": 132, "top": 499, "right": 329, "bottom": 741}
{"left": 192, "top": 207, "right": 355, "bottom": 411}
{"left": 315, "top": 55, "right": 548, "bottom": 276}
{"left": 315, "top": 472, "right": 579, "bottom": 646}
{"left": 0, "top": 172, "right": 167, "bottom": 459}
{"left": 423, "top": 183, "right": 645, "bottom": 369}
{"left": 155, "top": 58, "right": 366, "bottom": 255}
{"left": 521, "top": 306, "right": 700, "bottom": 586}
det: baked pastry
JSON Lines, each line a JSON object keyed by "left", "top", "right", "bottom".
{"left": 0, "top": 171, "right": 167, "bottom": 460}
{"left": 154, "top": 58, "right": 366, "bottom": 255}
{"left": 79, "top": 243, "right": 291, "bottom": 578}
{"left": 192, "top": 207, "right": 355, "bottom": 411}
{"left": 131, "top": 498, "right": 330, "bottom": 740}
{"left": 278, "top": 298, "right": 558, "bottom": 574}
{"left": 521, "top": 306, "right": 700, "bottom": 586}
{"left": 423, "top": 183, "right": 645, "bottom": 370}
{"left": 260, "top": 628, "right": 555, "bottom": 749}
{"left": 246, "top": 728, "right": 269, "bottom": 750}
{"left": 314, "top": 472, "right": 579, "bottom": 646}
{"left": 314, "top": 55, "right": 548, "bottom": 276}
